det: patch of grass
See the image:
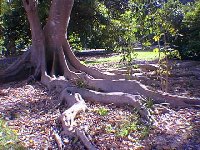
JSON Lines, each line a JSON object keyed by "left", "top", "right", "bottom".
{"left": 136, "top": 51, "right": 165, "bottom": 61}
{"left": 0, "top": 118, "right": 25, "bottom": 149}
{"left": 105, "top": 124, "right": 114, "bottom": 133}
{"left": 139, "top": 126, "right": 151, "bottom": 139}
{"left": 96, "top": 107, "right": 109, "bottom": 116}
{"left": 83, "top": 55, "right": 121, "bottom": 65}
{"left": 82, "top": 52, "right": 165, "bottom": 65}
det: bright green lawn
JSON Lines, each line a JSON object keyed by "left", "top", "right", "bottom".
{"left": 83, "top": 52, "right": 164, "bottom": 65}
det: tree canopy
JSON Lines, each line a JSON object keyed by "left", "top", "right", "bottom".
{"left": 0, "top": 0, "right": 199, "bottom": 59}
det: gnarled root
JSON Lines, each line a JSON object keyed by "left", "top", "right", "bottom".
{"left": 65, "top": 87, "right": 151, "bottom": 120}
{"left": 83, "top": 78, "right": 200, "bottom": 107}
{"left": 59, "top": 89, "right": 96, "bottom": 149}
{"left": 0, "top": 50, "right": 32, "bottom": 83}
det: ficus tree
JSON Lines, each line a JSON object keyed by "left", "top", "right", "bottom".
{"left": 0, "top": 0, "right": 199, "bottom": 148}
{"left": 0, "top": 0, "right": 110, "bottom": 54}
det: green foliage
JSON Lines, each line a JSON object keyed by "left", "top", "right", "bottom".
{"left": 96, "top": 107, "right": 109, "bottom": 116}
{"left": 1, "top": 1, "right": 31, "bottom": 55}
{"left": 104, "top": 113, "right": 150, "bottom": 138}
{"left": 68, "top": 32, "right": 82, "bottom": 51}
{"left": 75, "top": 80, "right": 87, "bottom": 88}
{"left": 144, "top": 97, "right": 154, "bottom": 109}
{"left": 175, "top": 1, "right": 200, "bottom": 60}
{"left": 1, "top": 0, "right": 52, "bottom": 56}
{"left": 139, "top": 126, "right": 150, "bottom": 139}
{"left": 2, "top": 0, "right": 199, "bottom": 61}
{"left": 97, "top": 0, "right": 183, "bottom": 64}
{"left": 167, "top": 49, "right": 181, "bottom": 59}
{"left": 116, "top": 121, "right": 137, "bottom": 137}
{"left": 0, "top": 118, "right": 25, "bottom": 149}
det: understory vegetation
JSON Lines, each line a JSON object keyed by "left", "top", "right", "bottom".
{"left": 0, "top": 118, "right": 25, "bottom": 149}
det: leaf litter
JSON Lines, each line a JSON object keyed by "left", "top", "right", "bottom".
{"left": 0, "top": 58, "right": 200, "bottom": 149}
{"left": 0, "top": 79, "right": 199, "bottom": 149}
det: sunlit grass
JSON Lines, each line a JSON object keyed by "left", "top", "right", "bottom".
{"left": 82, "top": 52, "right": 165, "bottom": 65}
{"left": 82, "top": 55, "right": 121, "bottom": 64}
{"left": 136, "top": 51, "right": 165, "bottom": 61}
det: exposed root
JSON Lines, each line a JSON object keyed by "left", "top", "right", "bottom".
{"left": 75, "top": 129, "right": 97, "bottom": 150}
{"left": 138, "top": 64, "right": 158, "bottom": 72}
{"left": 84, "top": 78, "right": 200, "bottom": 107}
{"left": 0, "top": 50, "right": 32, "bottom": 83}
{"left": 46, "top": 77, "right": 152, "bottom": 149}
{"left": 57, "top": 46, "right": 79, "bottom": 81}
{"left": 58, "top": 89, "right": 96, "bottom": 148}
{"left": 2, "top": 44, "right": 200, "bottom": 150}
{"left": 2, "top": 10, "right": 199, "bottom": 148}
{"left": 63, "top": 41, "right": 124, "bottom": 80}
{"left": 65, "top": 87, "right": 151, "bottom": 121}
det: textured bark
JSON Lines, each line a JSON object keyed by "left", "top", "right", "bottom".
{"left": 0, "top": 50, "right": 31, "bottom": 83}
{"left": 0, "top": 0, "right": 199, "bottom": 148}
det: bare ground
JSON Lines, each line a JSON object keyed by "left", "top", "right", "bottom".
{"left": 0, "top": 55, "right": 200, "bottom": 149}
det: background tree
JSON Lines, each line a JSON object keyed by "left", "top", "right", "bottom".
{"left": 175, "top": 0, "right": 200, "bottom": 60}
{"left": 2, "top": 1, "right": 31, "bottom": 56}
{"left": 1, "top": 0, "right": 121, "bottom": 53}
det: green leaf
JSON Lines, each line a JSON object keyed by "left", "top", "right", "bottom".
{"left": 153, "top": 36, "right": 160, "bottom": 42}
{"left": 153, "top": 48, "right": 159, "bottom": 53}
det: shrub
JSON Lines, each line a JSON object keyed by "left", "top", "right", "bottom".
{"left": 175, "top": 1, "right": 200, "bottom": 60}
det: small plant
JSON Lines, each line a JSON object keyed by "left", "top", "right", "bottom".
{"left": 116, "top": 121, "right": 138, "bottom": 137}
{"left": 145, "top": 97, "right": 154, "bottom": 109}
{"left": 75, "top": 80, "right": 87, "bottom": 88}
{"left": 117, "top": 127, "right": 129, "bottom": 137}
{"left": 132, "top": 64, "right": 139, "bottom": 69}
{"left": 0, "top": 118, "right": 25, "bottom": 149}
{"left": 96, "top": 107, "right": 109, "bottom": 116}
{"left": 139, "top": 126, "right": 150, "bottom": 139}
{"left": 105, "top": 124, "right": 114, "bottom": 133}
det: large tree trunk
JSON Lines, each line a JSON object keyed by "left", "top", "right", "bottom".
{"left": 0, "top": 0, "right": 200, "bottom": 149}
